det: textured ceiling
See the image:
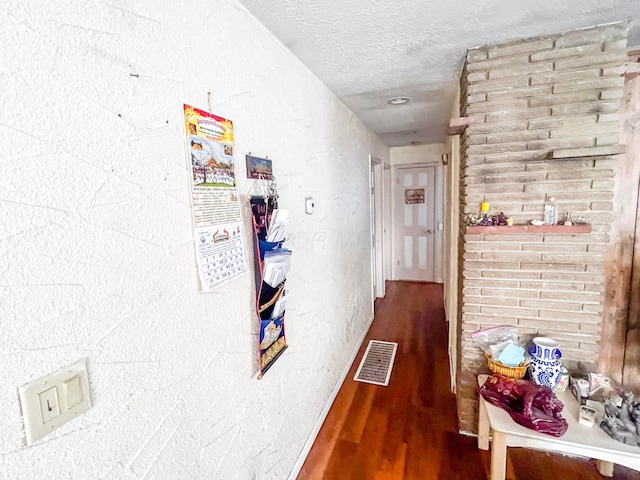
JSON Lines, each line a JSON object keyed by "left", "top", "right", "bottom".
{"left": 238, "top": 0, "right": 640, "bottom": 147}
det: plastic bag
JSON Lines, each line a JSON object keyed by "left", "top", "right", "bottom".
{"left": 471, "top": 325, "right": 518, "bottom": 354}
{"left": 479, "top": 375, "right": 568, "bottom": 437}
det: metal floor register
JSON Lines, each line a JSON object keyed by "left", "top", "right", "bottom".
{"left": 353, "top": 340, "right": 398, "bottom": 386}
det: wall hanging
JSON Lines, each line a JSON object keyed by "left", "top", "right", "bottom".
{"left": 183, "top": 104, "right": 248, "bottom": 291}
{"left": 249, "top": 176, "right": 291, "bottom": 378}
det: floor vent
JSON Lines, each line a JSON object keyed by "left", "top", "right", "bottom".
{"left": 353, "top": 340, "right": 398, "bottom": 386}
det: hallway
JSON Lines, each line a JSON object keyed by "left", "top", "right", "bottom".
{"left": 297, "top": 281, "right": 638, "bottom": 480}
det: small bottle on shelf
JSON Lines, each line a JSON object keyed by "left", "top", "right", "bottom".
{"left": 563, "top": 212, "right": 573, "bottom": 226}
{"left": 544, "top": 197, "right": 558, "bottom": 225}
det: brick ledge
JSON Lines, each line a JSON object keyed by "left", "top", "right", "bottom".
{"left": 466, "top": 224, "right": 591, "bottom": 234}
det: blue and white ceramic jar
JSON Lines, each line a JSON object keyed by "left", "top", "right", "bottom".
{"left": 527, "top": 337, "right": 563, "bottom": 389}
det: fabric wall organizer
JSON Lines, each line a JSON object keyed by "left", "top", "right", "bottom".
{"left": 250, "top": 184, "right": 291, "bottom": 378}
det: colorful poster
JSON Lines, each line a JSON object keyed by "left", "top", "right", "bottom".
{"left": 184, "top": 104, "right": 247, "bottom": 291}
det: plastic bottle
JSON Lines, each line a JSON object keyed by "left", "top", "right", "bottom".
{"left": 545, "top": 198, "right": 558, "bottom": 225}
{"left": 544, "top": 197, "right": 558, "bottom": 225}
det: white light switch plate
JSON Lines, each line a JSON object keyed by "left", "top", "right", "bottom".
{"left": 18, "top": 358, "right": 92, "bottom": 445}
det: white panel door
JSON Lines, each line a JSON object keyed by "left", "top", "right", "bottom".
{"left": 395, "top": 166, "right": 435, "bottom": 282}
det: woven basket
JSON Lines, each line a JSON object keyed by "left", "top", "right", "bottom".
{"left": 485, "top": 352, "right": 529, "bottom": 379}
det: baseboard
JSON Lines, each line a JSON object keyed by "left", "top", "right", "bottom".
{"left": 286, "top": 314, "right": 375, "bottom": 480}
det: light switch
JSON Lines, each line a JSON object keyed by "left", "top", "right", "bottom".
{"left": 18, "top": 358, "right": 92, "bottom": 445}
{"left": 38, "top": 387, "right": 60, "bottom": 424}
{"left": 63, "top": 375, "right": 83, "bottom": 410}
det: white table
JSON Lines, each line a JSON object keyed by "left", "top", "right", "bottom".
{"left": 478, "top": 374, "right": 640, "bottom": 480}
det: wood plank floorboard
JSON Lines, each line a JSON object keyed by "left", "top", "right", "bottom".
{"left": 297, "top": 281, "right": 639, "bottom": 480}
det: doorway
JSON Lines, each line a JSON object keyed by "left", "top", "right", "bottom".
{"left": 394, "top": 165, "right": 436, "bottom": 282}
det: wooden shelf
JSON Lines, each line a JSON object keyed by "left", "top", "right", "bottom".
{"left": 466, "top": 224, "right": 591, "bottom": 234}
{"left": 448, "top": 115, "right": 482, "bottom": 135}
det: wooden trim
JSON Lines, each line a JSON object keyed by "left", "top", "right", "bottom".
{"left": 465, "top": 224, "right": 591, "bottom": 235}
{"left": 600, "top": 74, "right": 640, "bottom": 383}
{"left": 622, "top": 74, "right": 640, "bottom": 391}
{"left": 448, "top": 116, "right": 482, "bottom": 135}
{"left": 603, "top": 61, "right": 640, "bottom": 76}
{"left": 624, "top": 183, "right": 640, "bottom": 393}
{"left": 623, "top": 61, "right": 640, "bottom": 81}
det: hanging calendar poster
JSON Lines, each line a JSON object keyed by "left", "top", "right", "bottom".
{"left": 183, "top": 104, "right": 247, "bottom": 291}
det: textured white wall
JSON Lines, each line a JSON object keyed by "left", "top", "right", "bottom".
{"left": 0, "top": 1, "right": 388, "bottom": 479}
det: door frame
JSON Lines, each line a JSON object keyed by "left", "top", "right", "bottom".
{"left": 445, "top": 138, "right": 460, "bottom": 393}
{"left": 391, "top": 162, "right": 445, "bottom": 282}
{"left": 369, "top": 155, "right": 388, "bottom": 302}
{"left": 383, "top": 163, "right": 392, "bottom": 288}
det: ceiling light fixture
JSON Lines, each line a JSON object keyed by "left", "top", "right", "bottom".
{"left": 388, "top": 96, "right": 410, "bottom": 105}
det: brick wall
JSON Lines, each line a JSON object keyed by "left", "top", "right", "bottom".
{"left": 455, "top": 23, "right": 628, "bottom": 433}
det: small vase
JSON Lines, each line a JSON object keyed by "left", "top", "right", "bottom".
{"left": 527, "top": 337, "right": 563, "bottom": 389}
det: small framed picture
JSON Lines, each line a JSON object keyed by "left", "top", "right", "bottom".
{"left": 246, "top": 155, "right": 273, "bottom": 179}
{"left": 405, "top": 188, "right": 425, "bottom": 204}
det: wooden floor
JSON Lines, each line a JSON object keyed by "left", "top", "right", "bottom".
{"left": 297, "top": 281, "right": 639, "bottom": 480}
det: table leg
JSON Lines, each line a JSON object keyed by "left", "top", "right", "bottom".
{"left": 478, "top": 398, "right": 489, "bottom": 451}
{"left": 596, "top": 460, "right": 614, "bottom": 477}
{"left": 490, "top": 431, "right": 507, "bottom": 480}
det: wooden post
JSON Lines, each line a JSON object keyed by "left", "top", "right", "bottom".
{"left": 622, "top": 71, "right": 640, "bottom": 391}
{"left": 600, "top": 67, "right": 640, "bottom": 382}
